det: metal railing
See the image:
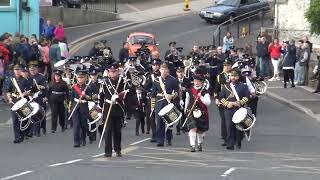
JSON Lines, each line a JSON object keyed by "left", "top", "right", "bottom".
{"left": 212, "top": 7, "right": 274, "bottom": 47}
{"left": 82, "top": 0, "right": 117, "bottom": 13}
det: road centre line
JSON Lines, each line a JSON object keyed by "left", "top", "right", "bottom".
{"left": 221, "top": 167, "right": 236, "bottom": 177}
{"left": 130, "top": 138, "right": 151, "bottom": 146}
{"left": 0, "top": 171, "right": 33, "bottom": 180}
{"left": 49, "top": 159, "right": 83, "bottom": 167}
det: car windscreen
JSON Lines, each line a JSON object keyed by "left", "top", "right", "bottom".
{"left": 129, "top": 35, "right": 154, "bottom": 45}
{"left": 216, "top": 0, "right": 239, "bottom": 6}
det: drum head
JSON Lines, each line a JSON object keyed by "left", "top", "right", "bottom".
{"left": 54, "top": 59, "right": 66, "bottom": 68}
{"left": 11, "top": 98, "right": 28, "bottom": 111}
{"left": 232, "top": 107, "right": 248, "bottom": 124}
{"left": 158, "top": 103, "right": 174, "bottom": 116}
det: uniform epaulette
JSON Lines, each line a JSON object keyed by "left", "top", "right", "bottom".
{"left": 240, "top": 97, "right": 249, "bottom": 106}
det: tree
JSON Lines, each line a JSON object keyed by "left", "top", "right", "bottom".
{"left": 305, "top": 0, "right": 320, "bottom": 35}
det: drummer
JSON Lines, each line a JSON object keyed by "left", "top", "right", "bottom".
{"left": 4, "top": 64, "right": 30, "bottom": 143}
{"left": 219, "top": 70, "right": 250, "bottom": 150}
{"left": 151, "top": 63, "right": 179, "bottom": 147}
{"left": 29, "top": 63, "right": 48, "bottom": 137}
{"left": 88, "top": 69, "right": 100, "bottom": 144}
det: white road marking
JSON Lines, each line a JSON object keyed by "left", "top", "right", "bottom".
{"left": 0, "top": 170, "right": 33, "bottom": 180}
{"left": 94, "top": 146, "right": 138, "bottom": 161}
{"left": 221, "top": 167, "right": 236, "bottom": 177}
{"left": 125, "top": 3, "right": 141, "bottom": 12}
{"left": 48, "top": 159, "right": 83, "bottom": 167}
{"left": 92, "top": 153, "right": 105, "bottom": 158}
{"left": 129, "top": 138, "right": 151, "bottom": 146}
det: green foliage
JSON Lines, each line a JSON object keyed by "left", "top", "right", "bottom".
{"left": 305, "top": 0, "right": 320, "bottom": 35}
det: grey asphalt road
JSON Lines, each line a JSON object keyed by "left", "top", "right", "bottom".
{"left": 1, "top": 14, "right": 320, "bottom": 180}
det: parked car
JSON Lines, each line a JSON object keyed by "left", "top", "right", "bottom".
{"left": 60, "top": 0, "right": 81, "bottom": 8}
{"left": 199, "top": 0, "right": 270, "bottom": 24}
{"left": 127, "top": 32, "right": 160, "bottom": 58}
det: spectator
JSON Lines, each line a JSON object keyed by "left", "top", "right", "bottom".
{"left": 54, "top": 22, "right": 65, "bottom": 42}
{"left": 43, "top": 20, "right": 55, "bottom": 40}
{"left": 15, "top": 36, "right": 30, "bottom": 66}
{"left": 29, "top": 34, "right": 41, "bottom": 63}
{"left": 89, "top": 42, "right": 101, "bottom": 57}
{"left": 39, "top": 38, "right": 50, "bottom": 76}
{"left": 49, "top": 38, "right": 61, "bottom": 67}
{"left": 58, "top": 37, "right": 69, "bottom": 59}
{"left": 296, "top": 42, "right": 310, "bottom": 86}
{"left": 268, "top": 38, "right": 282, "bottom": 81}
{"left": 243, "top": 43, "right": 253, "bottom": 57}
{"left": 222, "top": 32, "right": 234, "bottom": 53}
{"left": 118, "top": 42, "right": 129, "bottom": 63}
{"left": 311, "top": 48, "right": 320, "bottom": 93}
{"left": 12, "top": 32, "right": 20, "bottom": 50}
{"left": 282, "top": 40, "right": 296, "bottom": 88}
{"left": 256, "top": 37, "right": 270, "bottom": 78}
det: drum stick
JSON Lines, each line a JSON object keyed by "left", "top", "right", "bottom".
{"left": 11, "top": 78, "right": 23, "bottom": 98}
{"left": 68, "top": 80, "right": 92, "bottom": 121}
{"left": 98, "top": 74, "right": 123, "bottom": 149}
{"left": 182, "top": 82, "right": 207, "bottom": 128}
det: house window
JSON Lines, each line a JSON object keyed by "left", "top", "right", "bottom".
{"left": 0, "top": 0, "right": 10, "bottom": 6}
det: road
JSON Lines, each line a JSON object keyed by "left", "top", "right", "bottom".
{"left": 1, "top": 14, "right": 320, "bottom": 180}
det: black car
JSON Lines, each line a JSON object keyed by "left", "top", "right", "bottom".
{"left": 60, "top": 0, "right": 81, "bottom": 8}
{"left": 199, "top": 0, "right": 270, "bottom": 24}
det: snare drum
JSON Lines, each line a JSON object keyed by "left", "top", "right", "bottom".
{"left": 11, "top": 98, "right": 34, "bottom": 121}
{"left": 232, "top": 107, "right": 256, "bottom": 131}
{"left": 88, "top": 102, "right": 102, "bottom": 132}
{"left": 158, "top": 103, "right": 182, "bottom": 126}
{"left": 30, "top": 102, "right": 45, "bottom": 123}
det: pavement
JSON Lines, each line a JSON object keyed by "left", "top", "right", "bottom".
{"left": 1, "top": 2, "right": 320, "bottom": 180}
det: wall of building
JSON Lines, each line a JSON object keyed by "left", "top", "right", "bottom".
{"left": 40, "top": 7, "right": 118, "bottom": 27}
{"left": 276, "top": 0, "right": 319, "bottom": 47}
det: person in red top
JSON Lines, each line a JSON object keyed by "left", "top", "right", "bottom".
{"left": 54, "top": 22, "right": 65, "bottom": 42}
{"left": 268, "top": 38, "right": 282, "bottom": 81}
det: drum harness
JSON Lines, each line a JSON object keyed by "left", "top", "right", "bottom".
{"left": 229, "top": 83, "right": 253, "bottom": 141}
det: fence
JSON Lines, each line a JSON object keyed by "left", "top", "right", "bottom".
{"left": 82, "top": 0, "right": 117, "bottom": 13}
{"left": 212, "top": 7, "right": 274, "bottom": 51}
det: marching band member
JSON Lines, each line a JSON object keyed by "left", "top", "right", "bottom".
{"left": 133, "top": 86, "right": 147, "bottom": 136}
{"left": 151, "top": 63, "right": 179, "bottom": 147}
{"left": 99, "top": 63, "right": 129, "bottom": 158}
{"left": 185, "top": 69, "right": 211, "bottom": 152}
{"left": 29, "top": 63, "right": 48, "bottom": 137}
{"left": 175, "top": 65, "right": 191, "bottom": 135}
{"left": 145, "top": 59, "right": 161, "bottom": 142}
{"left": 88, "top": 69, "right": 100, "bottom": 144}
{"left": 70, "top": 67, "right": 93, "bottom": 147}
{"left": 214, "top": 60, "right": 232, "bottom": 146}
{"left": 21, "top": 66, "right": 34, "bottom": 138}
{"left": 48, "top": 69, "right": 69, "bottom": 133}
{"left": 219, "top": 70, "right": 250, "bottom": 150}
{"left": 4, "top": 64, "right": 30, "bottom": 143}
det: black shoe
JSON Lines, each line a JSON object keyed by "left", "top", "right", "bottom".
{"left": 226, "top": 146, "right": 234, "bottom": 150}
{"left": 51, "top": 130, "right": 56, "bottom": 133}
{"left": 221, "top": 143, "right": 227, "bottom": 146}
{"left": 104, "top": 154, "right": 112, "bottom": 158}
{"left": 135, "top": 132, "right": 139, "bottom": 136}
{"left": 82, "top": 141, "right": 86, "bottom": 146}
{"left": 146, "top": 131, "right": 150, "bottom": 134}
{"left": 73, "top": 144, "right": 80, "bottom": 148}
{"left": 284, "top": 84, "right": 287, "bottom": 88}
{"left": 197, "top": 144, "right": 203, "bottom": 152}
{"left": 176, "top": 132, "right": 181, "bottom": 135}
{"left": 167, "top": 141, "right": 172, "bottom": 146}
{"left": 13, "top": 139, "right": 22, "bottom": 144}
{"left": 291, "top": 84, "right": 295, "bottom": 88}
{"left": 141, "top": 129, "right": 145, "bottom": 134}
{"left": 116, "top": 151, "right": 122, "bottom": 157}
{"left": 157, "top": 143, "right": 164, "bottom": 147}
{"left": 150, "top": 138, "right": 157, "bottom": 143}
{"left": 190, "top": 146, "right": 196, "bottom": 152}
{"left": 237, "top": 144, "right": 242, "bottom": 149}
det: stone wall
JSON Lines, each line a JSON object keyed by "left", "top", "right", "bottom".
{"left": 40, "top": 7, "right": 118, "bottom": 27}
{"left": 275, "top": 0, "right": 320, "bottom": 47}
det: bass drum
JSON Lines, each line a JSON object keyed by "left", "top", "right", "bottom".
{"left": 11, "top": 98, "right": 37, "bottom": 131}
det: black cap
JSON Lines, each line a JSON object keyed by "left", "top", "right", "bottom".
{"left": 176, "top": 65, "right": 185, "bottom": 72}
{"left": 229, "top": 70, "right": 239, "bottom": 77}
{"left": 169, "top": 41, "right": 176, "bottom": 46}
{"left": 193, "top": 69, "right": 205, "bottom": 81}
{"left": 107, "top": 63, "right": 119, "bottom": 71}
{"left": 13, "top": 64, "right": 22, "bottom": 70}
{"left": 223, "top": 60, "right": 232, "bottom": 66}
{"left": 53, "top": 69, "right": 63, "bottom": 75}
{"left": 89, "top": 69, "right": 98, "bottom": 76}
{"left": 151, "top": 59, "right": 162, "bottom": 65}
{"left": 21, "top": 66, "right": 29, "bottom": 72}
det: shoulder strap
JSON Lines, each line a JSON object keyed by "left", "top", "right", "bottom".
{"left": 230, "top": 83, "right": 240, "bottom": 101}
